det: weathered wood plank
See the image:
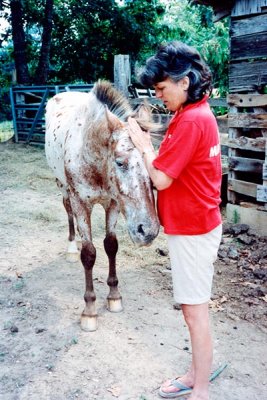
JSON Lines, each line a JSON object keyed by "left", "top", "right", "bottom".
{"left": 208, "top": 98, "right": 227, "bottom": 107}
{"left": 228, "top": 106, "right": 240, "bottom": 204}
{"left": 228, "top": 156, "right": 264, "bottom": 173}
{"left": 216, "top": 116, "right": 228, "bottom": 133}
{"left": 227, "top": 94, "right": 267, "bottom": 107}
{"left": 257, "top": 185, "right": 267, "bottom": 202}
{"left": 228, "top": 136, "right": 266, "bottom": 152}
{"left": 231, "top": 32, "right": 267, "bottom": 61}
{"left": 229, "top": 57, "right": 264, "bottom": 92}
{"left": 228, "top": 113, "right": 267, "bottom": 129}
{"left": 228, "top": 178, "right": 257, "bottom": 198}
{"left": 114, "top": 54, "right": 131, "bottom": 97}
{"left": 229, "top": 84, "right": 262, "bottom": 94}
{"left": 231, "top": 0, "right": 267, "bottom": 17}
{"left": 230, "top": 13, "right": 267, "bottom": 37}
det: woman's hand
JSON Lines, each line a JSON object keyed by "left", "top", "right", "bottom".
{"left": 127, "top": 117, "right": 173, "bottom": 191}
{"left": 127, "top": 117, "right": 154, "bottom": 155}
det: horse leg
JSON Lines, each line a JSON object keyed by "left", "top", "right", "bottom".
{"left": 56, "top": 179, "right": 79, "bottom": 262}
{"left": 63, "top": 196, "right": 80, "bottom": 262}
{"left": 104, "top": 201, "right": 123, "bottom": 313}
{"left": 80, "top": 240, "right": 97, "bottom": 331}
{"left": 69, "top": 196, "right": 98, "bottom": 331}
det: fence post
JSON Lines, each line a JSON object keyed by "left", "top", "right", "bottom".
{"left": 114, "top": 54, "right": 131, "bottom": 97}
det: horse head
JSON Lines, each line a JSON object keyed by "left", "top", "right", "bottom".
{"left": 104, "top": 105, "right": 160, "bottom": 246}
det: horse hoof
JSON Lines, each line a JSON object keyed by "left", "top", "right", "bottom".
{"left": 80, "top": 315, "right": 98, "bottom": 332}
{"left": 107, "top": 298, "right": 123, "bottom": 313}
{"left": 66, "top": 251, "right": 80, "bottom": 263}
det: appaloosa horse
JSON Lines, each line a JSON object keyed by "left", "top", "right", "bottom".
{"left": 45, "top": 80, "right": 160, "bottom": 331}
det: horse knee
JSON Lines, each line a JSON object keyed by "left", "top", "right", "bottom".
{"left": 104, "top": 233, "right": 118, "bottom": 258}
{"left": 81, "top": 242, "right": 96, "bottom": 269}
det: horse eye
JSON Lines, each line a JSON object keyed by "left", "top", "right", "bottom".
{"left": 115, "top": 159, "right": 128, "bottom": 170}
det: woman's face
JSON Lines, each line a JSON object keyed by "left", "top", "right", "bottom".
{"left": 153, "top": 76, "right": 189, "bottom": 112}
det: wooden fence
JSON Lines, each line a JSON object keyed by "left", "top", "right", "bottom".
{"left": 229, "top": 5, "right": 267, "bottom": 93}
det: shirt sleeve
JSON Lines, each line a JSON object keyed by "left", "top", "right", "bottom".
{"left": 153, "top": 120, "right": 202, "bottom": 179}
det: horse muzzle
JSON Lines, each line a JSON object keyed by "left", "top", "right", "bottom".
{"left": 128, "top": 219, "right": 160, "bottom": 246}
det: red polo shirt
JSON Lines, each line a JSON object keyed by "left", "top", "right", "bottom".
{"left": 153, "top": 96, "right": 222, "bottom": 235}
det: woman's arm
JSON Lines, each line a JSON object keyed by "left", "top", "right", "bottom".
{"left": 128, "top": 117, "right": 173, "bottom": 191}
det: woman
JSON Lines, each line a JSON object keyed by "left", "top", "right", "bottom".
{"left": 128, "top": 41, "right": 222, "bottom": 400}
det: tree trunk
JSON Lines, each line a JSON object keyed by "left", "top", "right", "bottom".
{"left": 34, "top": 0, "right": 54, "bottom": 84}
{"left": 10, "top": 0, "right": 30, "bottom": 84}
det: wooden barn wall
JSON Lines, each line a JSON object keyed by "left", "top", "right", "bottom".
{"left": 227, "top": 0, "right": 267, "bottom": 209}
{"left": 229, "top": 11, "right": 267, "bottom": 93}
{"left": 231, "top": 0, "right": 267, "bottom": 17}
{"left": 229, "top": 60, "right": 267, "bottom": 94}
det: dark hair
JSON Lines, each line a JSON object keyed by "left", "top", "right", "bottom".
{"left": 139, "top": 41, "right": 212, "bottom": 103}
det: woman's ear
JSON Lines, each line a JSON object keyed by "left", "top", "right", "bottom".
{"left": 181, "top": 76, "right": 190, "bottom": 91}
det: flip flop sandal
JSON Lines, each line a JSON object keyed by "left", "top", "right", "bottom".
{"left": 158, "top": 379, "right": 192, "bottom": 398}
{"left": 158, "top": 363, "right": 228, "bottom": 399}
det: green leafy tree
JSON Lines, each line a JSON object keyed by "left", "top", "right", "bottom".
{"left": 153, "top": 0, "right": 230, "bottom": 95}
{"left": 0, "top": 0, "right": 54, "bottom": 84}
{"left": 33, "top": 0, "right": 54, "bottom": 84}
{"left": 9, "top": 0, "right": 30, "bottom": 84}
{"left": 48, "top": 0, "right": 165, "bottom": 83}
{"left": 0, "top": 0, "right": 229, "bottom": 121}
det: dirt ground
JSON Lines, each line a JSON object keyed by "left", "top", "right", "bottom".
{"left": 0, "top": 143, "right": 266, "bottom": 400}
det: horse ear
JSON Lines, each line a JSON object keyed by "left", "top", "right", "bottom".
{"left": 105, "top": 106, "right": 124, "bottom": 132}
{"left": 132, "top": 103, "right": 151, "bottom": 122}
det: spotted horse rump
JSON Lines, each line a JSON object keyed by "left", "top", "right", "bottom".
{"left": 45, "top": 80, "right": 160, "bottom": 331}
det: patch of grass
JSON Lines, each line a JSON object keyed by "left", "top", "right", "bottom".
{"left": 0, "top": 120, "right": 13, "bottom": 131}
{"left": 232, "top": 209, "right": 240, "bottom": 224}
{"left": 0, "top": 121, "right": 14, "bottom": 142}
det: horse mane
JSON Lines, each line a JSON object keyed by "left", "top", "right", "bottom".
{"left": 92, "top": 80, "right": 165, "bottom": 135}
{"left": 92, "top": 80, "right": 132, "bottom": 122}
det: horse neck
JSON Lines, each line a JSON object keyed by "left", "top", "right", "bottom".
{"left": 82, "top": 101, "right": 110, "bottom": 156}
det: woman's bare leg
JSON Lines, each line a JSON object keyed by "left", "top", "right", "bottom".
{"left": 160, "top": 302, "right": 212, "bottom": 400}
{"left": 183, "top": 302, "right": 212, "bottom": 400}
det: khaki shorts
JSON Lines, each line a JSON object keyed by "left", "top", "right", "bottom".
{"left": 167, "top": 224, "right": 222, "bottom": 305}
